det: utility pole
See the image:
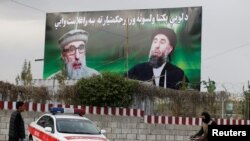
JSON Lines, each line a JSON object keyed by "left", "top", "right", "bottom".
{"left": 222, "top": 98, "right": 225, "bottom": 118}
{"left": 125, "top": 17, "right": 129, "bottom": 79}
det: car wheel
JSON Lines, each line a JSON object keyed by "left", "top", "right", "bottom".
{"left": 29, "top": 136, "right": 33, "bottom": 141}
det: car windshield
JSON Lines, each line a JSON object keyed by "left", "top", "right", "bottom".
{"left": 56, "top": 118, "right": 101, "bottom": 134}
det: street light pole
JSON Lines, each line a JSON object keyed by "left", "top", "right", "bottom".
{"left": 222, "top": 99, "right": 225, "bottom": 118}
{"left": 34, "top": 58, "right": 44, "bottom": 62}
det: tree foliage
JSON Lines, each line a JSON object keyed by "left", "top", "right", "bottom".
{"left": 16, "top": 59, "right": 33, "bottom": 86}
{"left": 56, "top": 85, "right": 77, "bottom": 104}
{"left": 75, "top": 73, "right": 138, "bottom": 107}
{"left": 201, "top": 78, "right": 216, "bottom": 93}
{"left": 0, "top": 81, "right": 51, "bottom": 102}
{"left": 53, "top": 65, "right": 67, "bottom": 85}
{"left": 243, "top": 81, "right": 250, "bottom": 119}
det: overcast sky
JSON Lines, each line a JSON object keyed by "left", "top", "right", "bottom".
{"left": 0, "top": 0, "right": 250, "bottom": 95}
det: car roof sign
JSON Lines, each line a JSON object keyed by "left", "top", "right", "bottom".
{"left": 49, "top": 107, "right": 85, "bottom": 116}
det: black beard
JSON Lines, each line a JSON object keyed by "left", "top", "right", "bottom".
{"left": 149, "top": 56, "right": 165, "bottom": 68}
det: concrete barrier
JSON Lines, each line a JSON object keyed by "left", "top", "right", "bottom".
{"left": 1, "top": 101, "right": 249, "bottom": 141}
{"left": 0, "top": 110, "right": 200, "bottom": 141}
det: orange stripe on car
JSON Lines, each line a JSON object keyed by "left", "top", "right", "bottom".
{"left": 64, "top": 136, "right": 107, "bottom": 141}
{"left": 29, "top": 125, "right": 59, "bottom": 141}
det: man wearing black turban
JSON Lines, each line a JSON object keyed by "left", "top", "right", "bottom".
{"left": 126, "top": 27, "right": 188, "bottom": 90}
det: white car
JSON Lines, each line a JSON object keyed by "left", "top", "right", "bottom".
{"left": 28, "top": 107, "right": 109, "bottom": 141}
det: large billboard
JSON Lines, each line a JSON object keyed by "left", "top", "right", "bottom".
{"left": 44, "top": 7, "right": 202, "bottom": 90}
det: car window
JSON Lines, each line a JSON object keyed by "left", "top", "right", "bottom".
{"left": 56, "top": 118, "right": 100, "bottom": 134}
{"left": 37, "top": 115, "right": 54, "bottom": 133}
{"left": 37, "top": 116, "right": 48, "bottom": 127}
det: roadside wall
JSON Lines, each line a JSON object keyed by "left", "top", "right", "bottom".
{"left": 1, "top": 101, "right": 249, "bottom": 141}
{"left": 0, "top": 110, "right": 200, "bottom": 141}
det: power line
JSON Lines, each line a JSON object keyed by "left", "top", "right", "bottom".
{"left": 8, "top": 0, "right": 248, "bottom": 94}
{"left": 10, "top": 0, "right": 46, "bottom": 13}
{"left": 204, "top": 42, "right": 250, "bottom": 61}
{"left": 8, "top": 0, "right": 250, "bottom": 62}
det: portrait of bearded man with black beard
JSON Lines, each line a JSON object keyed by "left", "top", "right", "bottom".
{"left": 57, "top": 29, "right": 100, "bottom": 79}
{"left": 126, "top": 27, "right": 188, "bottom": 90}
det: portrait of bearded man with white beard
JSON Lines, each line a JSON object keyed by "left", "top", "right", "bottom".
{"left": 126, "top": 27, "right": 188, "bottom": 90}
{"left": 58, "top": 29, "right": 100, "bottom": 79}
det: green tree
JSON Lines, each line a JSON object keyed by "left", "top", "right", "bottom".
{"left": 15, "top": 75, "right": 20, "bottom": 85}
{"left": 75, "top": 73, "right": 138, "bottom": 107}
{"left": 16, "top": 59, "right": 33, "bottom": 86}
{"left": 53, "top": 66, "right": 67, "bottom": 85}
{"left": 201, "top": 78, "right": 216, "bottom": 93}
{"left": 176, "top": 80, "right": 189, "bottom": 90}
{"left": 243, "top": 81, "right": 250, "bottom": 119}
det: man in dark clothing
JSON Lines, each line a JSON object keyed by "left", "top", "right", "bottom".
{"left": 9, "top": 101, "right": 26, "bottom": 141}
{"left": 190, "top": 112, "right": 217, "bottom": 141}
{"left": 126, "top": 27, "right": 188, "bottom": 89}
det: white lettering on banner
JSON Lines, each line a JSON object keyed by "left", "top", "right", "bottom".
{"left": 54, "top": 13, "right": 189, "bottom": 29}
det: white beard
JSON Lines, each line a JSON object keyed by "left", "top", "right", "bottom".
{"left": 65, "top": 56, "right": 87, "bottom": 79}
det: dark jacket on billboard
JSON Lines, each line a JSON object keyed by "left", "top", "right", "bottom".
{"left": 9, "top": 111, "right": 25, "bottom": 141}
{"left": 127, "top": 62, "right": 188, "bottom": 90}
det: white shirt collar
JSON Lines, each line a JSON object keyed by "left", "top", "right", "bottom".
{"left": 153, "top": 63, "right": 166, "bottom": 87}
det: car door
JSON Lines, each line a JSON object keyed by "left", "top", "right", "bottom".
{"left": 32, "top": 115, "right": 56, "bottom": 141}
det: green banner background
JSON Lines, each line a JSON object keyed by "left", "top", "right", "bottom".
{"left": 44, "top": 7, "right": 202, "bottom": 90}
